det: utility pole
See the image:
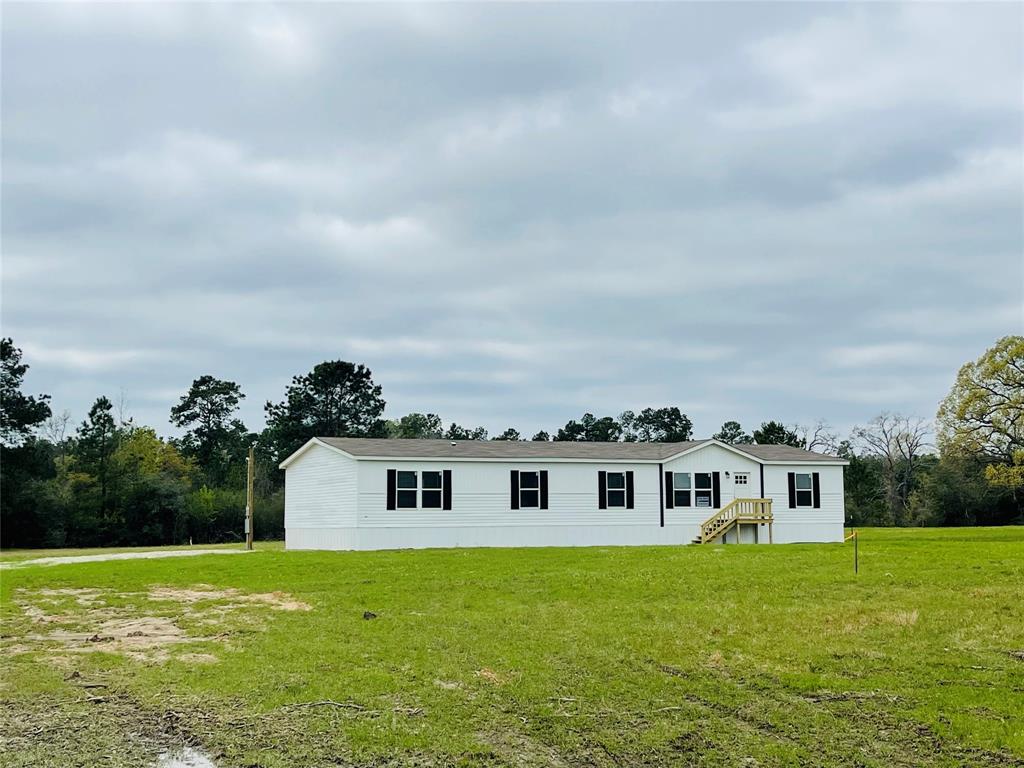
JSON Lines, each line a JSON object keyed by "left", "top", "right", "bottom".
{"left": 245, "top": 444, "right": 255, "bottom": 550}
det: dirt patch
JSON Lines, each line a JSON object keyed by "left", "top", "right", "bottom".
{"left": 668, "top": 729, "right": 718, "bottom": 757}
{"left": 36, "top": 617, "right": 198, "bottom": 662}
{"left": 838, "top": 609, "right": 921, "bottom": 634}
{"left": 20, "top": 603, "right": 68, "bottom": 624}
{"left": 146, "top": 587, "right": 230, "bottom": 603}
{"left": 12, "top": 583, "right": 311, "bottom": 664}
{"left": 0, "top": 643, "right": 32, "bottom": 656}
{"left": 34, "top": 587, "right": 105, "bottom": 602}
{"left": 17, "top": 588, "right": 110, "bottom": 626}
{"left": 802, "top": 690, "right": 902, "bottom": 705}
{"left": 176, "top": 653, "right": 219, "bottom": 665}
{"left": 474, "top": 667, "right": 508, "bottom": 686}
{"left": 244, "top": 591, "right": 311, "bottom": 612}
{"left": 148, "top": 585, "right": 311, "bottom": 612}
{"left": 477, "top": 729, "right": 573, "bottom": 768}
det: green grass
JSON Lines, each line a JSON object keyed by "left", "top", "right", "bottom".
{"left": 1, "top": 528, "right": 1022, "bottom": 767}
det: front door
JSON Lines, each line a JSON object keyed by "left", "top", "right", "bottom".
{"left": 732, "top": 471, "right": 751, "bottom": 501}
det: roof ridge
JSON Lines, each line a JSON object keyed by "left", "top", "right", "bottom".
{"left": 308, "top": 436, "right": 844, "bottom": 463}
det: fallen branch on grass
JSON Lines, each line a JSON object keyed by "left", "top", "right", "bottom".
{"left": 284, "top": 700, "right": 366, "bottom": 711}
{"left": 281, "top": 700, "right": 424, "bottom": 718}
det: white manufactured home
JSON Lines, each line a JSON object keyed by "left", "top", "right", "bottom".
{"left": 280, "top": 438, "right": 848, "bottom": 551}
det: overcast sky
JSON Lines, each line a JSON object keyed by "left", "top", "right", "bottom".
{"left": 3, "top": 3, "right": 1022, "bottom": 440}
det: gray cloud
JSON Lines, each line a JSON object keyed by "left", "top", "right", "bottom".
{"left": 2, "top": 3, "right": 1021, "bottom": 439}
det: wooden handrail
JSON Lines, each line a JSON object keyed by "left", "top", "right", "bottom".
{"left": 699, "top": 498, "right": 773, "bottom": 543}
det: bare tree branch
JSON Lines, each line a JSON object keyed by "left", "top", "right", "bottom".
{"left": 852, "top": 413, "right": 932, "bottom": 525}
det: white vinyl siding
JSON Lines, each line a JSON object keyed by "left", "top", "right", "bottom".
{"left": 763, "top": 464, "right": 844, "bottom": 543}
{"left": 663, "top": 443, "right": 761, "bottom": 528}
{"left": 284, "top": 443, "right": 358, "bottom": 531}
{"left": 359, "top": 461, "right": 656, "bottom": 529}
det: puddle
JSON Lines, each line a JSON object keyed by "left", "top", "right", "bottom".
{"left": 154, "top": 746, "right": 217, "bottom": 768}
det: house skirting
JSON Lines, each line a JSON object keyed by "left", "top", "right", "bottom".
{"left": 285, "top": 522, "right": 842, "bottom": 551}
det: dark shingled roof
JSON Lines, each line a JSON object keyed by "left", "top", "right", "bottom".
{"left": 732, "top": 444, "right": 846, "bottom": 463}
{"left": 315, "top": 437, "right": 845, "bottom": 463}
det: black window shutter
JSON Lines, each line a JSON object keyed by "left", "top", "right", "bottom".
{"left": 539, "top": 471, "right": 549, "bottom": 510}
{"left": 625, "top": 471, "right": 635, "bottom": 509}
{"left": 658, "top": 464, "right": 665, "bottom": 526}
{"left": 664, "top": 471, "right": 674, "bottom": 509}
{"left": 442, "top": 469, "right": 452, "bottom": 510}
{"left": 598, "top": 471, "right": 607, "bottom": 509}
{"left": 712, "top": 472, "right": 721, "bottom": 508}
{"left": 787, "top": 472, "right": 796, "bottom": 508}
{"left": 386, "top": 469, "right": 397, "bottom": 510}
{"left": 510, "top": 470, "right": 520, "bottom": 510}
{"left": 812, "top": 472, "right": 820, "bottom": 508}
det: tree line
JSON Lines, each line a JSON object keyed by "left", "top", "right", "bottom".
{"left": 1, "top": 336, "right": 1020, "bottom": 549}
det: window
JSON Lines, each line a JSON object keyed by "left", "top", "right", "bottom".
{"left": 599, "top": 470, "right": 633, "bottom": 509}
{"left": 794, "top": 473, "right": 813, "bottom": 507}
{"left": 673, "top": 472, "right": 691, "bottom": 507}
{"left": 511, "top": 469, "right": 548, "bottom": 510}
{"left": 694, "top": 473, "right": 713, "bottom": 508}
{"left": 396, "top": 470, "right": 418, "bottom": 509}
{"left": 519, "top": 471, "right": 540, "bottom": 508}
{"left": 422, "top": 471, "right": 443, "bottom": 509}
{"left": 734, "top": 472, "right": 749, "bottom": 486}
{"left": 394, "top": 470, "right": 446, "bottom": 509}
{"left": 606, "top": 472, "right": 626, "bottom": 507}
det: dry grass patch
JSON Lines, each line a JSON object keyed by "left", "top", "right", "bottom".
{"left": 147, "top": 585, "right": 311, "bottom": 612}
{"left": 889, "top": 609, "right": 920, "bottom": 627}
{"left": 10, "top": 583, "right": 310, "bottom": 663}
{"left": 476, "top": 729, "right": 574, "bottom": 768}
{"left": 475, "top": 667, "right": 512, "bottom": 686}
{"left": 833, "top": 607, "right": 922, "bottom": 634}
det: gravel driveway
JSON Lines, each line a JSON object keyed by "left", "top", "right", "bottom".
{"left": 2, "top": 549, "right": 253, "bottom": 568}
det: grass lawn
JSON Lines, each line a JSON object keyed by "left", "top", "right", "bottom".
{"left": 1, "top": 528, "right": 1022, "bottom": 767}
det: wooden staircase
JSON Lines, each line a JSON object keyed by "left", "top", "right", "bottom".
{"left": 692, "top": 498, "right": 774, "bottom": 544}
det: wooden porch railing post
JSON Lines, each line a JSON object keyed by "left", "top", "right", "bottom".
{"left": 697, "top": 497, "right": 774, "bottom": 545}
